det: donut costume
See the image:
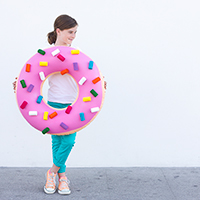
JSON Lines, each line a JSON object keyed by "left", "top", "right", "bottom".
{"left": 16, "top": 46, "right": 105, "bottom": 135}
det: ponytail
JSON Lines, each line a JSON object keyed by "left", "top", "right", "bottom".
{"left": 47, "top": 31, "right": 57, "bottom": 45}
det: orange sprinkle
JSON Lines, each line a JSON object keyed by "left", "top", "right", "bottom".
{"left": 26, "top": 64, "right": 31, "bottom": 72}
{"left": 92, "top": 77, "right": 101, "bottom": 84}
{"left": 49, "top": 112, "right": 58, "bottom": 119}
{"left": 60, "top": 69, "right": 69, "bottom": 75}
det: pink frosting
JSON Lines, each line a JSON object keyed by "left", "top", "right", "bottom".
{"left": 16, "top": 46, "right": 104, "bottom": 135}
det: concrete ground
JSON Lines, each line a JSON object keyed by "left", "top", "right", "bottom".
{"left": 0, "top": 167, "right": 199, "bottom": 200}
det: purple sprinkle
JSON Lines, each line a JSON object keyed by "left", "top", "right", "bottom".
{"left": 27, "top": 84, "right": 34, "bottom": 92}
{"left": 60, "top": 122, "right": 68, "bottom": 130}
{"left": 73, "top": 62, "right": 79, "bottom": 71}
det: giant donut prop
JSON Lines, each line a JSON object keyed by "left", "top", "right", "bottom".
{"left": 16, "top": 46, "right": 105, "bottom": 135}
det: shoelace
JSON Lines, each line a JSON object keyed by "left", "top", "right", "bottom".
{"left": 59, "top": 178, "right": 70, "bottom": 189}
{"left": 47, "top": 173, "right": 56, "bottom": 188}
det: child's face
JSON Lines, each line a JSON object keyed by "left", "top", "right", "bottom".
{"left": 57, "top": 26, "right": 78, "bottom": 46}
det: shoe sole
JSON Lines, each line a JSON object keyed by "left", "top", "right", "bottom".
{"left": 44, "top": 186, "right": 56, "bottom": 194}
{"left": 58, "top": 189, "right": 71, "bottom": 195}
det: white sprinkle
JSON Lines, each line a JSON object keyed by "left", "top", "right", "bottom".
{"left": 79, "top": 77, "right": 87, "bottom": 85}
{"left": 51, "top": 49, "right": 60, "bottom": 56}
{"left": 39, "top": 71, "right": 45, "bottom": 81}
{"left": 29, "top": 111, "right": 38, "bottom": 116}
{"left": 91, "top": 107, "right": 100, "bottom": 113}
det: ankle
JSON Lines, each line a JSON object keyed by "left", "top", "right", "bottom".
{"left": 58, "top": 174, "right": 67, "bottom": 181}
{"left": 49, "top": 168, "right": 57, "bottom": 175}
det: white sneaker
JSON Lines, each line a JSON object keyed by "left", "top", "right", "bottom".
{"left": 58, "top": 177, "right": 71, "bottom": 195}
{"left": 44, "top": 169, "right": 57, "bottom": 194}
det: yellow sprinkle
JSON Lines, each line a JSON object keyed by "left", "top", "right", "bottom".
{"left": 43, "top": 112, "right": 48, "bottom": 120}
{"left": 71, "top": 50, "right": 80, "bottom": 55}
{"left": 83, "top": 97, "right": 91, "bottom": 102}
{"left": 39, "top": 62, "right": 48, "bottom": 66}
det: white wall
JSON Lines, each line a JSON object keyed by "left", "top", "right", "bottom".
{"left": 1, "top": 0, "right": 200, "bottom": 167}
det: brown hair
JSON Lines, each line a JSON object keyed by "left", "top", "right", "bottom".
{"left": 47, "top": 14, "right": 78, "bottom": 45}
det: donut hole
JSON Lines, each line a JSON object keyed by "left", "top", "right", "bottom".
{"left": 41, "top": 72, "right": 78, "bottom": 109}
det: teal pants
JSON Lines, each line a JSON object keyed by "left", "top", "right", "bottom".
{"left": 48, "top": 101, "right": 77, "bottom": 173}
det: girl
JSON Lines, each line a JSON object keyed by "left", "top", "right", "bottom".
{"left": 44, "top": 14, "right": 78, "bottom": 195}
{"left": 13, "top": 14, "right": 107, "bottom": 195}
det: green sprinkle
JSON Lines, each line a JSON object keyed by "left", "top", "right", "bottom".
{"left": 38, "top": 49, "right": 46, "bottom": 55}
{"left": 20, "top": 80, "right": 27, "bottom": 88}
{"left": 42, "top": 127, "right": 50, "bottom": 134}
{"left": 90, "top": 89, "right": 98, "bottom": 97}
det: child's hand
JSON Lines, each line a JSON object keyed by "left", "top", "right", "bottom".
{"left": 103, "top": 76, "right": 107, "bottom": 90}
{"left": 104, "top": 80, "right": 107, "bottom": 90}
{"left": 12, "top": 77, "right": 18, "bottom": 93}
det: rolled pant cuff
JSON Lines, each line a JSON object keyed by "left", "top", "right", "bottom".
{"left": 53, "top": 160, "right": 66, "bottom": 173}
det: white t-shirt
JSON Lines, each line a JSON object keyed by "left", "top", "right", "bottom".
{"left": 47, "top": 73, "right": 78, "bottom": 104}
